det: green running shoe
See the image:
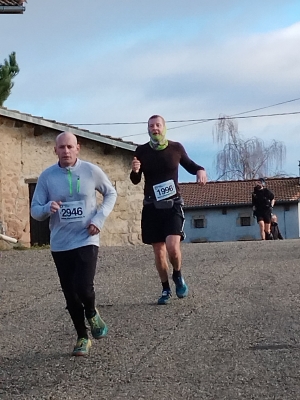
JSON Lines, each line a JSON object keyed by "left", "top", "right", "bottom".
{"left": 87, "top": 308, "right": 108, "bottom": 339}
{"left": 157, "top": 290, "right": 172, "bottom": 305}
{"left": 72, "top": 338, "right": 91, "bottom": 356}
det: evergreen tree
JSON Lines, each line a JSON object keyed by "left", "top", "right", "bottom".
{"left": 0, "top": 52, "right": 20, "bottom": 106}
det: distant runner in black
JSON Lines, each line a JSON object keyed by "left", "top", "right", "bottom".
{"left": 271, "top": 214, "right": 284, "bottom": 240}
{"left": 252, "top": 178, "right": 275, "bottom": 240}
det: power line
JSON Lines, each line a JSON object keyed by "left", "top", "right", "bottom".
{"left": 229, "top": 97, "right": 300, "bottom": 116}
{"left": 71, "top": 97, "right": 300, "bottom": 128}
{"left": 120, "top": 97, "right": 300, "bottom": 138}
{"left": 120, "top": 110, "right": 300, "bottom": 138}
{"left": 167, "top": 110, "right": 300, "bottom": 123}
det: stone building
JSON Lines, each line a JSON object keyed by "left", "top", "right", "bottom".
{"left": 0, "top": 107, "right": 143, "bottom": 248}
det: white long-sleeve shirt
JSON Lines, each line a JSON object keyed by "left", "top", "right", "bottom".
{"left": 31, "top": 159, "right": 117, "bottom": 251}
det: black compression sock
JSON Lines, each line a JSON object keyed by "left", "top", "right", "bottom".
{"left": 162, "top": 281, "right": 171, "bottom": 291}
{"left": 172, "top": 270, "right": 182, "bottom": 279}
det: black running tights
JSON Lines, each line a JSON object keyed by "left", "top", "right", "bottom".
{"left": 52, "top": 245, "right": 98, "bottom": 339}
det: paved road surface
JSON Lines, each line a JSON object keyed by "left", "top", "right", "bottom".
{"left": 1, "top": 240, "right": 300, "bottom": 399}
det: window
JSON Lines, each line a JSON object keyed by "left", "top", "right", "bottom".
{"left": 284, "top": 205, "right": 290, "bottom": 211}
{"left": 222, "top": 208, "right": 227, "bottom": 215}
{"left": 194, "top": 218, "right": 205, "bottom": 228}
{"left": 240, "top": 216, "right": 251, "bottom": 226}
{"left": 192, "top": 215, "right": 206, "bottom": 229}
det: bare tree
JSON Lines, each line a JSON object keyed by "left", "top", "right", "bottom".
{"left": 213, "top": 116, "right": 286, "bottom": 180}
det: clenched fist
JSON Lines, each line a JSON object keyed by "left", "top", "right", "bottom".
{"left": 132, "top": 157, "right": 141, "bottom": 173}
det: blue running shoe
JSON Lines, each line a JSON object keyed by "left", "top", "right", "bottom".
{"left": 157, "top": 290, "right": 172, "bottom": 305}
{"left": 72, "top": 338, "right": 91, "bottom": 356}
{"left": 173, "top": 275, "right": 188, "bottom": 298}
{"left": 87, "top": 308, "right": 108, "bottom": 339}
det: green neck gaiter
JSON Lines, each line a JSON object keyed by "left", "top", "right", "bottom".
{"left": 148, "top": 125, "right": 168, "bottom": 151}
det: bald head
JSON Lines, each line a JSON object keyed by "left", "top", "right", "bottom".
{"left": 55, "top": 131, "right": 80, "bottom": 168}
{"left": 271, "top": 214, "right": 277, "bottom": 223}
{"left": 56, "top": 131, "right": 78, "bottom": 146}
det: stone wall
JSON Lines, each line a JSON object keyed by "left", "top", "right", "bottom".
{"left": 0, "top": 115, "right": 144, "bottom": 247}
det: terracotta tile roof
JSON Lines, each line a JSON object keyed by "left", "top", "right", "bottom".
{"left": 0, "top": 0, "right": 24, "bottom": 6}
{"left": 179, "top": 178, "right": 300, "bottom": 208}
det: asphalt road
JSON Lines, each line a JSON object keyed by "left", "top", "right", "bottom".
{"left": 1, "top": 240, "right": 300, "bottom": 399}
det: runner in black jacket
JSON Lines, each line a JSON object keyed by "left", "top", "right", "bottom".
{"left": 271, "top": 214, "right": 284, "bottom": 240}
{"left": 252, "top": 178, "right": 275, "bottom": 240}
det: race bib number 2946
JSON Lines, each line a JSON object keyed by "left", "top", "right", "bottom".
{"left": 59, "top": 201, "right": 86, "bottom": 223}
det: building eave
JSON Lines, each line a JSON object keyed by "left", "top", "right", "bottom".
{"left": 0, "top": 107, "right": 137, "bottom": 152}
{"left": 183, "top": 199, "right": 300, "bottom": 210}
{"left": 0, "top": 5, "right": 25, "bottom": 13}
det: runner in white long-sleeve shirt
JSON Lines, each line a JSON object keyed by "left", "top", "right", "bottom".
{"left": 31, "top": 131, "right": 117, "bottom": 356}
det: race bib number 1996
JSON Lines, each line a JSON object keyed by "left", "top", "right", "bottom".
{"left": 59, "top": 200, "right": 86, "bottom": 223}
{"left": 153, "top": 179, "right": 176, "bottom": 201}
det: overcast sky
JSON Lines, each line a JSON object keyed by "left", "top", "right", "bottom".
{"left": 2, "top": 0, "right": 300, "bottom": 181}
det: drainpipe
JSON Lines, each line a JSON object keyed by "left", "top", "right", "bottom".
{"left": 298, "top": 161, "right": 300, "bottom": 236}
{"left": 283, "top": 209, "right": 287, "bottom": 239}
{"left": 0, "top": 6, "right": 25, "bottom": 13}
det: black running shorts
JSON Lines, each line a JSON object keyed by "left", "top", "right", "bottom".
{"left": 141, "top": 203, "right": 185, "bottom": 244}
{"left": 256, "top": 209, "right": 272, "bottom": 224}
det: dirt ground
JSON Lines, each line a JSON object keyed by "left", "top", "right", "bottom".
{"left": 1, "top": 240, "right": 300, "bottom": 399}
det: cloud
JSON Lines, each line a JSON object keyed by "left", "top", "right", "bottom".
{"left": 2, "top": 0, "right": 300, "bottom": 180}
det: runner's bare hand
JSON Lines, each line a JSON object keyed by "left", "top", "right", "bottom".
{"left": 50, "top": 201, "right": 62, "bottom": 213}
{"left": 88, "top": 224, "right": 100, "bottom": 236}
{"left": 132, "top": 157, "right": 141, "bottom": 173}
{"left": 196, "top": 170, "right": 207, "bottom": 186}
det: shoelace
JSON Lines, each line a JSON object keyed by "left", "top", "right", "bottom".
{"left": 76, "top": 338, "right": 88, "bottom": 348}
{"left": 89, "top": 314, "right": 105, "bottom": 330}
{"left": 89, "top": 315, "right": 99, "bottom": 328}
